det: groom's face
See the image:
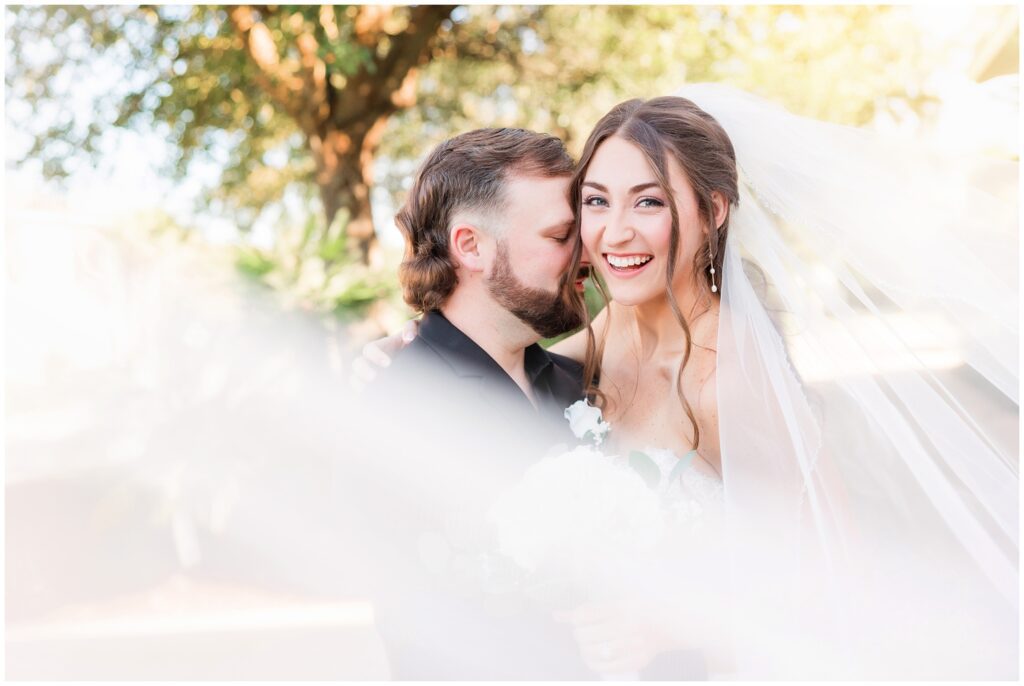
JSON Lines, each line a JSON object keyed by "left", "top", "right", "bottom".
{"left": 485, "top": 174, "right": 583, "bottom": 338}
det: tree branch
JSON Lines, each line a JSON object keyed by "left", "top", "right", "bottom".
{"left": 228, "top": 5, "right": 305, "bottom": 123}
{"left": 295, "top": 29, "right": 330, "bottom": 132}
{"left": 331, "top": 5, "right": 453, "bottom": 129}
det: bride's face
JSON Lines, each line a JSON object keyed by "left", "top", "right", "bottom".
{"left": 579, "top": 135, "right": 705, "bottom": 307}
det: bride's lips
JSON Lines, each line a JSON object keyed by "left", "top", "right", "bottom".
{"left": 603, "top": 253, "right": 654, "bottom": 278}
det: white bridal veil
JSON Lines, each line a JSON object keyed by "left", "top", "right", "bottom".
{"left": 6, "top": 81, "right": 1016, "bottom": 679}
{"left": 678, "top": 81, "right": 1018, "bottom": 677}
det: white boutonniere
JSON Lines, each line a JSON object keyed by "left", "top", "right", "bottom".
{"left": 564, "top": 399, "right": 610, "bottom": 446}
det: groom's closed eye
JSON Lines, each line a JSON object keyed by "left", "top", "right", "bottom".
{"left": 544, "top": 221, "right": 575, "bottom": 243}
{"left": 546, "top": 229, "right": 571, "bottom": 242}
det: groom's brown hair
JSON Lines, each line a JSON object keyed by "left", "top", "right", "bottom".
{"left": 396, "top": 128, "right": 574, "bottom": 313}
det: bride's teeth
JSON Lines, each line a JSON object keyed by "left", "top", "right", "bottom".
{"left": 608, "top": 255, "right": 651, "bottom": 268}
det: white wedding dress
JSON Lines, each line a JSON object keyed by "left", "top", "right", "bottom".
{"left": 633, "top": 448, "right": 725, "bottom": 527}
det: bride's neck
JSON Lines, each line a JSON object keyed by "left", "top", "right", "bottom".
{"left": 626, "top": 277, "right": 710, "bottom": 359}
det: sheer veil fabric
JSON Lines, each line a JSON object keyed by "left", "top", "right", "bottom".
{"left": 677, "top": 82, "right": 1018, "bottom": 677}
{"left": 7, "top": 82, "right": 1015, "bottom": 680}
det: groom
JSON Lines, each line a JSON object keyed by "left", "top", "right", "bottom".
{"left": 386, "top": 126, "right": 587, "bottom": 432}
{"left": 360, "top": 127, "right": 592, "bottom": 679}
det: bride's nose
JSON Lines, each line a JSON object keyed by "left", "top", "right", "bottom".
{"left": 603, "top": 208, "right": 636, "bottom": 246}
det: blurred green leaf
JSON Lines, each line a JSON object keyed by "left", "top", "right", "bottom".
{"left": 235, "top": 248, "right": 276, "bottom": 279}
{"left": 629, "top": 451, "right": 662, "bottom": 490}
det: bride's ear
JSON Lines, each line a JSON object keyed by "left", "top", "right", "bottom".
{"left": 450, "top": 224, "right": 486, "bottom": 272}
{"left": 710, "top": 191, "right": 729, "bottom": 231}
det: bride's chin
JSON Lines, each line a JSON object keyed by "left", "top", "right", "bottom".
{"left": 604, "top": 287, "right": 663, "bottom": 309}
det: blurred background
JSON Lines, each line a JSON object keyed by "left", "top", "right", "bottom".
{"left": 4, "top": 5, "right": 1019, "bottom": 679}
{"left": 6, "top": 5, "right": 1019, "bottom": 342}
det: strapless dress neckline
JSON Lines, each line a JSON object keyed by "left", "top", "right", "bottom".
{"left": 623, "top": 447, "right": 725, "bottom": 527}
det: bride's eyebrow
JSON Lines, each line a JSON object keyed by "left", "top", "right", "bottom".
{"left": 629, "top": 182, "right": 660, "bottom": 193}
{"left": 581, "top": 181, "right": 660, "bottom": 193}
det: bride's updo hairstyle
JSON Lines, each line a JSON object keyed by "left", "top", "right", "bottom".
{"left": 570, "top": 97, "right": 739, "bottom": 450}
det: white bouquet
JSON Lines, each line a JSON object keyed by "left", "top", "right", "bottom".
{"left": 488, "top": 444, "right": 666, "bottom": 576}
{"left": 488, "top": 401, "right": 668, "bottom": 602}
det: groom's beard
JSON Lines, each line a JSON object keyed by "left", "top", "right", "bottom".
{"left": 487, "top": 243, "right": 584, "bottom": 339}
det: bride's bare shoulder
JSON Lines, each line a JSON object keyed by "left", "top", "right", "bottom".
{"left": 691, "top": 302, "right": 721, "bottom": 350}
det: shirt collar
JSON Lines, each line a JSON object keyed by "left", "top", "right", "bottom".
{"left": 524, "top": 341, "right": 554, "bottom": 383}
{"left": 418, "top": 310, "right": 554, "bottom": 385}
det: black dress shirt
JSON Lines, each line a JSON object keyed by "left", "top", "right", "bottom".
{"left": 392, "top": 310, "right": 584, "bottom": 440}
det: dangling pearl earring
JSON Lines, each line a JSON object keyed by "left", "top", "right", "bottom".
{"left": 709, "top": 245, "right": 718, "bottom": 293}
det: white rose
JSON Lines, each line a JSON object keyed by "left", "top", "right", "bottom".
{"left": 564, "top": 399, "right": 610, "bottom": 446}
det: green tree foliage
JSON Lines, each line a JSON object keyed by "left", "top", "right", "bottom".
{"left": 380, "top": 5, "right": 936, "bottom": 173}
{"left": 6, "top": 4, "right": 454, "bottom": 265}
{"left": 7, "top": 5, "right": 940, "bottom": 285}
{"left": 235, "top": 208, "right": 405, "bottom": 326}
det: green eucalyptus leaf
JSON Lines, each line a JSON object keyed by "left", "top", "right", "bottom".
{"left": 628, "top": 451, "right": 661, "bottom": 490}
{"left": 666, "top": 450, "right": 697, "bottom": 486}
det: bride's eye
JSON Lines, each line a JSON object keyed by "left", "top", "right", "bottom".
{"left": 582, "top": 195, "right": 608, "bottom": 208}
{"left": 637, "top": 197, "right": 665, "bottom": 208}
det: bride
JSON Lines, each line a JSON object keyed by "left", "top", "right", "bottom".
{"left": 570, "top": 86, "right": 1017, "bottom": 679}
{"left": 365, "top": 84, "right": 1018, "bottom": 679}
{"left": 553, "top": 96, "right": 730, "bottom": 483}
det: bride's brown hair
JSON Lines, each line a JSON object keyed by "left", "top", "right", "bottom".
{"left": 570, "top": 96, "right": 738, "bottom": 450}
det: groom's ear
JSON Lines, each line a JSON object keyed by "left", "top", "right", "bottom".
{"left": 450, "top": 224, "right": 487, "bottom": 272}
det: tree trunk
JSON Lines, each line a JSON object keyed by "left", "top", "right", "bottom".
{"left": 317, "top": 147, "right": 378, "bottom": 267}
{"left": 230, "top": 5, "right": 453, "bottom": 267}
{"left": 312, "top": 117, "right": 388, "bottom": 268}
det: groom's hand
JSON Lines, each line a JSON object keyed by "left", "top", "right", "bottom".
{"left": 554, "top": 601, "right": 673, "bottom": 676}
{"left": 350, "top": 319, "right": 419, "bottom": 393}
